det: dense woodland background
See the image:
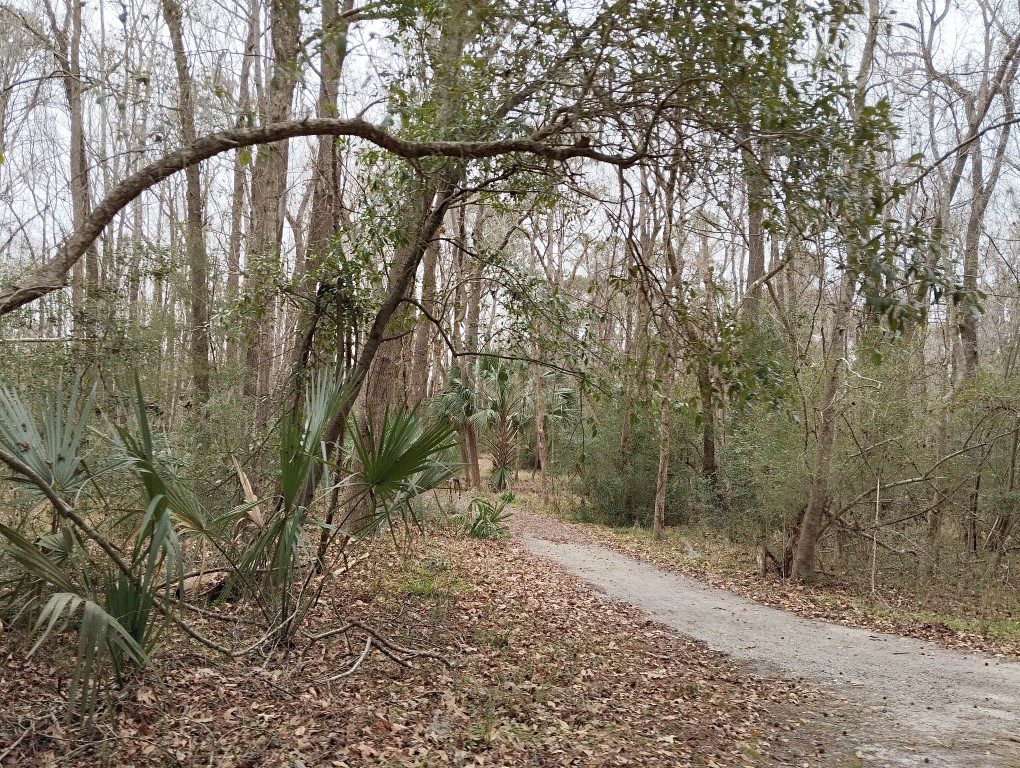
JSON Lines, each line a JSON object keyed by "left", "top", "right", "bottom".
{"left": 0, "top": 0, "right": 1018, "bottom": 729}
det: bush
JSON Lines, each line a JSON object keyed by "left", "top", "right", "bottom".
{"left": 0, "top": 372, "right": 459, "bottom": 726}
{"left": 458, "top": 493, "right": 515, "bottom": 538}
{"left": 567, "top": 400, "right": 696, "bottom": 528}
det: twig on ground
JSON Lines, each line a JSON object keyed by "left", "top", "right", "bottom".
{"left": 0, "top": 723, "right": 33, "bottom": 764}
{"left": 301, "top": 620, "right": 453, "bottom": 674}
{"left": 326, "top": 635, "right": 373, "bottom": 681}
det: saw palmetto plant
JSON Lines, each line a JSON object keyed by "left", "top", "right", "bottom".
{"left": 0, "top": 380, "right": 151, "bottom": 725}
{"left": 227, "top": 371, "right": 459, "bottom": 642}
{"left": 0, "top": 368, "right": 461, "bottom": 722}
{"left": 0, "top": 378, "right": 94, "bottom": 514}
{"left": 472, "top": 358, "right": 527, "bottom": 491}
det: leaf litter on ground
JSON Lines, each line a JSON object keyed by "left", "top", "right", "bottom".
{"left": 0, "top": 519, "right": 855, "bottom": 767}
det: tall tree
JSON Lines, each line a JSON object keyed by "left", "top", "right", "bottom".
{"left": 161, "top": 0, "right": 211, "bottom": 401}
{"left": 243, "top": 0, "right": 301, "bottom": 419}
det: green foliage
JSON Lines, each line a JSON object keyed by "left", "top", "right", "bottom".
{"left": 0, "top": 521, "right": 148, "bottom": 726}
{"left": 353, "top": 409, "right": 459, "bottom": 512}
{"left": 713, "top": 405, "right": 807, "bottom": 541}
{"left": 0, "top": 380, "right": 152, "bottom": 724}
{"left": 458, "top": 493, "right": 515, "bottom": 539}
{"left": 31, "top": 589, "right": 146, "bottom": 721}
{"left": 433, "top": 363, "right": 477, "bottom": 429}
{"left": 0, "top": 368, "right": 463, "bottom": 718}
{"left": 570, "top": 399, "right": 696, "bottom": 528}
{"left": 0, "top": 376, "right": 219, "bottom": 723}
{"left": 229, "top": 369, "right": 350, "bottom": 617}
{"left": 279, "top": 369, "right": 352, "bottom": 512}
{"left": 0, "top": 378, "right": 95, "bottom": 502}
{"left": 472, "top": 358, "right": 526, "bottom": 491}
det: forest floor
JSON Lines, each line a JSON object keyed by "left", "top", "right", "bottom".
{"left": 516, "top": 507, "right": 1020, "bottom": 768}
{"left": 2, "top": 516, "right": 855, "bottom": 768}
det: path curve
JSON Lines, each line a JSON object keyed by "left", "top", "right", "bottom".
{"left": 521, "top": 525, "right": 1020, "bottom": 768}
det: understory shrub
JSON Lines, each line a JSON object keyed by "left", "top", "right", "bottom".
{"left": 0, "top": 372, "right": 457, "bottom": 725}
{"left": 568, "top": 400, "right": 696, "bottom": 528}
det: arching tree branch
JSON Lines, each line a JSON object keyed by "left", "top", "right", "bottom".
{"left": 0, "top": 117, "right": 638, "bottom": 316}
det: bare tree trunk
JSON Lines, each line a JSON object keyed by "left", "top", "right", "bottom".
{"left": 161, "top": 0, "right": 211, "bottom": 402}
{"left": 533, "top": 363, "right": 549, "bottom": 503}
{"left": 45, "top": 0, "right": 99, "bottom": 319}
{"left": 741, "top": 137, "right": 766, "bottom": 314}
{"left": 243, "top": 0, "right": 301, "bottom": 421}
{"left": 290, "top": 0, "right": 354, "bottom": 381}
{"left": 791, "top": 268, "right": 854, "bottom": 581}
{"left": 696, "top": 361, "right": 717, "bottom": 487}
{"left": 697, "top": 229, "right": 718, "bottom": 491}
{"left": 465, "top": 206, "right": 484, "bottom": 356}
{"left": 410, "top": 238, "right": 440, "bottom": 403}
{"left": 788, "top": 0, "right": 883, "bottom": 581}
{"left": 306, "top": 177, "right": 460, "bottom": 510}
{"left": 960, "top": 139, "right": 983, "bottom": 378}
{"left": 464, "top": 419, "right": 482, "bottom": 490}
{"left": 652, "top": 366, "right": 673, "bottom": 540}
{"left": 225, "top": 0, "right": 258, "bottom": 365}
{"left": 361, "top": 7, "right": 479, "bottom": 429}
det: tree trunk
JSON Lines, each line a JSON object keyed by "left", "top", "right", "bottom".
{"left": 791, "top": 268, "right": 854, "bottom": 581}
{"left": 741, "top": 137, "right": 767, "bottom": 315}
{"left": 410, "top": 238, "right": 440, "bottom": 403}
{"left": 696, "top": 229, "right": 719, "bottom": 493}
{"left": 289, "top": 0, "right": 354, "bottom": 381}
{"left": 988, "top": 424, "right": 1019, "bottom": 554}
{"left": 533, "top": 364, "right": 549, "bottom": 503}
{"left": 225, "top": 0, "right": 258, "bottom": 364}
{"left": 696, "top": 360, "right": 717, "bottom": 488}
{"left": 46, "top": 0, "right": 100, "bottom": 320}
{"left": 161, "top": 0, "right": 211, "bottom": 402}
{"left": 464, "top": 421, "right": 482, "bottom": 490}
{"left": 243, "top": 0, "right": 301, "bottom": 421}
{"left": 960, "top": 140, "right": 983, "bottom": 378}
{"left": 652, "top": 369, "right": 673, "bottom": 541}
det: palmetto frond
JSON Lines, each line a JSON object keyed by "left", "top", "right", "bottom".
{"left": 352, "top": 409, "right": 459, "bottom": 502}
{"left": 34, "top": 591, "right": 147, "bottom": 721}
{"left": 229, "top": 369, "right": 349, "bottom": 613}
{"left": 0, "top": 522, "right": 147, "bottom": 723}
{"left": 346, "top": 410, "right": 458, "bottom": 537}
{"left": 279, "top": 367, "right": 351, "bottom": 511}
{"left": 0, "top": 378, "right": 95, "bottom": 499}
{"left": 432, "top": 364, "right": 477, "bottom": 426}
{"left": 110, "top": 377, "right": 195, "bottom": 591}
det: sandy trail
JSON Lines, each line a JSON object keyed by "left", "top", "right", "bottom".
{"left": 519, "top": 519, "right": 1020, "bottom": 768}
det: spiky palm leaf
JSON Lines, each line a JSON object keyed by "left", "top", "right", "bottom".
{"left": 280, "top": 367, "right": 351, "bottom": 510}
{"left": 34, "top": 591, "right": 147, "bottom": 721}
{"left": 0, "top": 378, "right": 95, "bottom": 500}
{"left": 461, "top": 495, "right": 514, "bottom": 539}
{"left": 0, "top": 523, "right": 147, "bottom": 722}
{"left": 111, "top": 377, "right": 192, "bottom": 591}
{"left": 228, "top": 369, "right": 349, "bottom": 613}
{"left": 352, "top": 410, "right": 458, "bottom": 500}
{"left": 348, "top": 410, "right": 458, "bottom": 535}
{"left": 433, "top": 364, "right": 477, "bottom": 428}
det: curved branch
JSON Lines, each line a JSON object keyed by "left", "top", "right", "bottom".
{"left": 0, "top": 117, "right": 638, "bottom": 316}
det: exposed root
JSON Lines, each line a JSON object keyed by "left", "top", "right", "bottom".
{"left": 301, "top": 620, "right": 452, "bottom": 681}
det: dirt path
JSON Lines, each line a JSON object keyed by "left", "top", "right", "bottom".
{"left": 517, "top": 514, "right": 1020, "bottom": 768}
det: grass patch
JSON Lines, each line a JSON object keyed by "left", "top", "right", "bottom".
{"left": 919, "top": 613, "right": 1020, "bottom": 642}
{"left": 395, "top": 555, "right": 467, "bottom": 601}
